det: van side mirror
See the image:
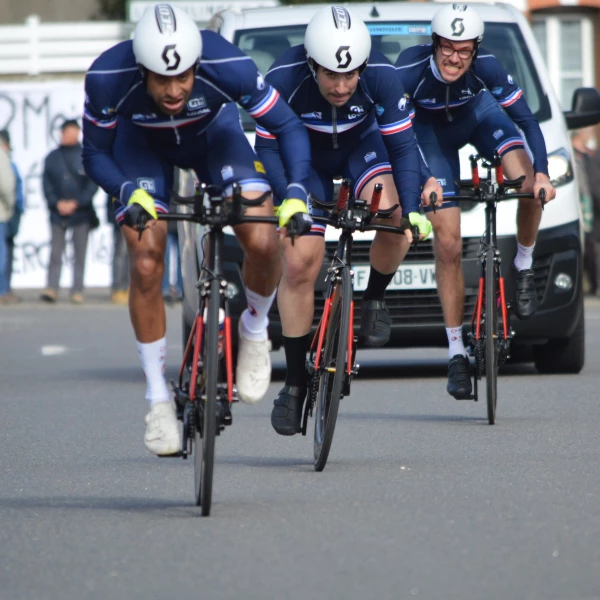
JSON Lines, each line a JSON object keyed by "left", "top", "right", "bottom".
{"left": 564, "top": 87, "right": 600, "bottom": 130}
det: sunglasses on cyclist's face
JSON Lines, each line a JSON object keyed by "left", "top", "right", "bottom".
{"left": 438, "top": 44, "right": 474, "bottom": 60}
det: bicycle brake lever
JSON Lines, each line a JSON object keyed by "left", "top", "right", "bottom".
{"left": 412, "top": 225, "right": 420, "bottom": 248}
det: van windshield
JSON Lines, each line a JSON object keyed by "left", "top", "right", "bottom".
{"left": 235, "top": 21, "right": 551, "bottom": 129}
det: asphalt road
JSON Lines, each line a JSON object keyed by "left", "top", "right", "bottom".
{"left": 1, "top": 290, "right": 599, "bottom": 600}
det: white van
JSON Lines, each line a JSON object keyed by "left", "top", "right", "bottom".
{"left": 180, "top": 2, "right": 600, "bottom": 373}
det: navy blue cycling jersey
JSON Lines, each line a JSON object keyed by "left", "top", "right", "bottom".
{"left": 82, "top": 30, "right": 310, "bottom": 206}
{"left": 395, "top": 44, "right": 548, "bottom": 176}
{"left": 255, "top": 45, "right": 422, "bottom": 214}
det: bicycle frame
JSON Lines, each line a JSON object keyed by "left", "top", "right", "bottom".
{"left": 311, "top": 229, "right": 355, "bottom": 379}
{"left": 470, "top": 159, "right": 510, "bottom": 349}
{"left": 178, "top": 212, "right": 234, "bottom": 409}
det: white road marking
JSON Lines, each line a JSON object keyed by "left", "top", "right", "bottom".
{"left": 41, "top": 345, "right": 67, "bottom": 356}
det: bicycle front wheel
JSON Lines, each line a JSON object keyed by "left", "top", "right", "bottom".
{"left": 194, "top": 278, "right": 219, "bottom": 515}
{"left": 485, "top": 249, "right": 499, "bottom": 425}
{"left": 314, "top": 267, "right": 352, "bottom": 471}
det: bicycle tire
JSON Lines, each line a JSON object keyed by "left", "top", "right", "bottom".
{"left": 313, "top": 267, "right": 351, "bottom": 471}
{"left": 485, "top": 248, "right": 499, "bottom": 425}
{"left": 194, "top": 277, "right": 219, "bottom": 515}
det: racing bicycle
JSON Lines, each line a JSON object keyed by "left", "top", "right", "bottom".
{"left": 158, "top": 183, "right": 278, "bottom": 515}
{"left": 453, "top": 153, "right": 545, "bottom": 424}
{"left": 301, "top": 180, "right": 419, "bottom": 470}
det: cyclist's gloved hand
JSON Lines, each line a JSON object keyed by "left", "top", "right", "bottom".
{"left": 277, "top": 198, "right": 313, "bottom": 236}
{"left": 123, "top": 188, "right": 158, "bottom": 229}
{"left": 408, "top": 212, "right": 433, "bottom": 241}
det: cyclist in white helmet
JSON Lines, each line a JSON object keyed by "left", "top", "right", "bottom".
{"left": 83, "top": 4, "right": 312, "bottom": 455}
{"left": 255, "top": 5, "right": 442, "bottom": 436}
{"left": 396, "top": 3, "right": 556, "bottom": 400}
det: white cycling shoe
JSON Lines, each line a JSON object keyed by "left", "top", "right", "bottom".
{"left": 144, "top": 401, "right": 181, "bottom": 456}
{"left": 236, "top": 322, "right": 272, "bottom": 404}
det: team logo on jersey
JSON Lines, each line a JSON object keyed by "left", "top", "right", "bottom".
{"left": 132, "top": 113, "right": 157, "bottom": 120}
{"left": 376, "top": 105, "right": 385, "bottom": 116}
{"left": 507, "top": 75, "right": 514, "bottom": 84}
{"left": 350, "top": 105, "right": 364, "bottom": 114}
{"left": 256, "top": 73, "right": 266, "bottom": 90}
{"left": 450, "top": 18, "right": 465, "bottom": 37}
{"left": 331, "top": 6, "right": 351, "bottom": 31}
{"left": 364, "top": 151, "right": 377, "bottom": 163}
{"left": 492, "top": 86, "right": 503, "bottom": 96}
{"left": 162, "top": 44, "right": 181, "bottom": 71}
{"left": 254, "top": 161, "right": 266, "bottom": 174}
{"left": 221, "top": 165, "right": 234, "bottom": 180}
{"left": 398, "top": 96, "right": 408, "bottom": 111}
{"left": 137, "top": 178, "right": 156, "bottom": 193}
{"left": 420, "top": 98, "right": 436, "bottom": 104}
{"left": 300, "top": 112, "right": 322, "bottom": 120}
{"left": 493, "top": 129, "right": 504, "bottom": 140}
{"left": 335, "top": 46, "right": 352, "bottom": 69}
{"left": 187, "top": 97, "right": 206, "bottom": 110}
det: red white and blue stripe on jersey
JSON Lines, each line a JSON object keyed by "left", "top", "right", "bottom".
{"left": 497, "top": 137, "right": 524, "bottom": 155}
{"left": 379, "top": 116, "right": 412, "bottom": 136}
{"left": 499, "top": 89, "right": 523, "bottom": 108}
{"left": 247, "top": 88, "right": 280, "bottom": 119}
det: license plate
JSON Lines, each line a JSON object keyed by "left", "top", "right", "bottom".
{"left": 353, "top": 263, "right": 436, "bottom": 291}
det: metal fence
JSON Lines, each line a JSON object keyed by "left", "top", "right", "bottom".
{"left": 0, "top": 16, "right": 131, "bottom": 76}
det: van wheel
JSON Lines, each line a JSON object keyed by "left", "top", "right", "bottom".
{"left": 533, "top": 300, "right": 585, "bottom": 374}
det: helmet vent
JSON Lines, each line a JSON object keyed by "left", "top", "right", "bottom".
{"left": 331, "top": 6, "right": 351, "bottom": 31}
{"left": 154, "top": 4, "right": 177, "bottom": 34}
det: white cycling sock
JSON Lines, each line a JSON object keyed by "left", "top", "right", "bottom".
{"left": 240, "top": 288, "right": 276, "bottom": 342}
{"left": 513, "top": 242, "right": 535, "bottom": 271}
{"left": 137, "top": 337, "right": 170, "bottom": 406}
{"left": 446, "top": 326, "right": 466, "bottom": 358}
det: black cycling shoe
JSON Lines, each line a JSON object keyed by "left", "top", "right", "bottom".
{"left": 358, "top": 299, "right": 392, "bottom": 347}
{"left": 271, "top": 385, "right": 307, "bottom": 436}
{"left": 513, "top": 268, "right": 538, "bottom": 320}
{"left": 447, "top": 354, "right": 472, "bottom": 399}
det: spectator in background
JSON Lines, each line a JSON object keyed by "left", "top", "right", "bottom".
{"left": 571, "top": 127, "right": 596, "bottom": 295}
{"left": 0, "top": 138, "right": 16, "bottom": 305}
{"left": 41, "top": 119, "right": 98, "bottom": 304}
{"left": 0, "top": 130, "right": 23, "bottom": 304}
{"left": 106, "top": 193, "right": 129, "bottom": 305}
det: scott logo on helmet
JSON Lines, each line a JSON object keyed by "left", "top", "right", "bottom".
{"left": 335, "top": 45, "right": 352, "bottom": 69}
{"left": 451, "top": 18, "right": 465, "bottom": 36}
{"left": 162, "top": 44, "right": 181, "bottom": 71}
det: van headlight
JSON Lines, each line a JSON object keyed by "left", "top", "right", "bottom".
{"left": 547, "top": 148, "right": 573, "bottom": 187}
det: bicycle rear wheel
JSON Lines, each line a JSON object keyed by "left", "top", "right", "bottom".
{"left": 194, "top": 277, "right": 219, "bottom": 515}
{"left": 313, "top": 267, "right": 351, "bottom": 471}
{"left": 485, "top": 249, "right": 499, "bottom": 425}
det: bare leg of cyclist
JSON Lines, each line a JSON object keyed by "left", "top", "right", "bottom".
{"left": 428, "top": 206, "right": 472, "bottom": 398}
{"left": 272, "top": 234, "right": 325, "bottom": 435}
{"left": 232, "top": 192, "right": 281, "bottom": 404}
{"left": 122, "top": 221, "right": 181, "bottom": 456}
{"left": 501, "top": 149, "right": 542, "bottom": 319}
{"left": 358, "top": 174, "right": 410, "bottom": 347}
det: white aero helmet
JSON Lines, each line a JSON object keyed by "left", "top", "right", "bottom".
{"left": 431, "top": 3, "right": 484, "bottom": 45}
{"left": 133, "top": 4, "right": 201, "bottom": 76}
{"left": 304, "top": 5, "right": 372, "bottom": 73}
